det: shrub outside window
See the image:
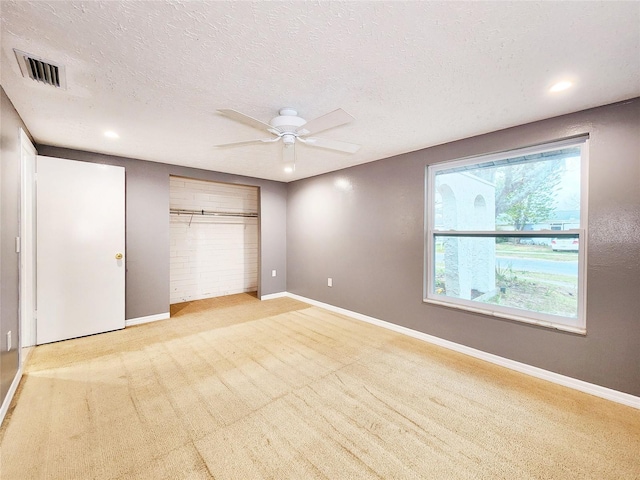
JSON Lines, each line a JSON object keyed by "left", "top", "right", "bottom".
{"left": 425, "top": 137, "right": 588, "bottom": 334}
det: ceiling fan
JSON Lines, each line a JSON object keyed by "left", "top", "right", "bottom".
{"left": 214, "top": 107, "right": 360, "bottom": 170}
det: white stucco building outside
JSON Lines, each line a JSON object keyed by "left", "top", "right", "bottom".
{"left": 436, "top": 172, "right": 495, "bottom": 300}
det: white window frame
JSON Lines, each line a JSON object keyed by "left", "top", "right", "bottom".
{"left": 424, "top": 137, "right": 589, "bottom": 334}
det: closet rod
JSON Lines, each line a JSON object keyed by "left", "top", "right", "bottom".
{"left": 170, "top": 208, "right": 257, "bottom": 218}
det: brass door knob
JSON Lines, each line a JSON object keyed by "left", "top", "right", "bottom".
{"left": 115, "top": 253, "right": 123, "bottom": 260}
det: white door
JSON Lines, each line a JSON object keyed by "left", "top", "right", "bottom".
{"left": 36, "top": 156, "right": 125, "bottom": 344}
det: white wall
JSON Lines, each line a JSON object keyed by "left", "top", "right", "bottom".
{"left": 169, "top": 177, "right": 258, "bottom": 304}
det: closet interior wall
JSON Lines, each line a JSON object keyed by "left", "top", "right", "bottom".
{"left": 169, "top": 176, "right": 259, "bottom": 304}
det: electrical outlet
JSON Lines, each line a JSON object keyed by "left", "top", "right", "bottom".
{"left": 7, "top": 331, "right": 11, "bottom": 351}
{"left": 272, "top": 270, "right": 277, "bottom": 277}
{"left": 327, "top": 277, "right": 333, "bottom": 287}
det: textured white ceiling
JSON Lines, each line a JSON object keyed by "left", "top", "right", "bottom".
{"left": 1, "top": 1, "right": 639, "bottom": 182}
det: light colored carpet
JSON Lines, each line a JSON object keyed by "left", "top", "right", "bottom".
{"left": 1, "top": 293, "right": 639, "bottom": 479}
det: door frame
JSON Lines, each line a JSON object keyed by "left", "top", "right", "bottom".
{"left": 19, "top": 128, "right": 36, "bottom": 364}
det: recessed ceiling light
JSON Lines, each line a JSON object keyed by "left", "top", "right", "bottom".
{"left": 283, "top": 166, "right": 294, "bottom": 173}
{"left": 104, "top": 131, "right": 119, "bottom": 139}
{"left": 549, "top": 81, "right": 572, "bottom": 93}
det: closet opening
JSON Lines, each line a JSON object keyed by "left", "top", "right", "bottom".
{"left": 169, "top": 176, "right": 259, "bottom": 308}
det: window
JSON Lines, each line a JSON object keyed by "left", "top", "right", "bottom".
{"left": 425, "top": 137, "right": 588, "bottom": 334}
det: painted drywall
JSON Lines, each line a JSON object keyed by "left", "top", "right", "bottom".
{"left": 287, "top": 98, "right": 640, "bottom": 397}
{"left": 36, "top": 146, "right": 287, "bottom": 320}
{"left": 0, "top": 87, "right": 31, "bottom": 405}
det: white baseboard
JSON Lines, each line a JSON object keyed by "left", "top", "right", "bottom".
{"left": 0, "top": 365, "right": 23, "bottom": 427}
{"left": 125, "top": 312, "right": 170, "bottom": 327}
{"left": 260, "top": 292, "right": 288, "bottom": 301}
{"left": 286, "top": 293, "right": 640, "bottom": 410}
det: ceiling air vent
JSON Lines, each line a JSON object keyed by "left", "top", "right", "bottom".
{"left": 14, "top": 49, "right": 66, "bottom": 89}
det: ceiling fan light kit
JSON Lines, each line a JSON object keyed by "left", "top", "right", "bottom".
{"left": 215, "top": 107, "right": 361, "bottom": 167}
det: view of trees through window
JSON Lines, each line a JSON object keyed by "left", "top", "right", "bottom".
{"left": 428, "top": 141, "right": 585, "bottom": 328}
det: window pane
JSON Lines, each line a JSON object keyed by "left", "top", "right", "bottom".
{"left": 434, "top": 236, "right": 578, "bottom": 319}
{"left": 434, "top": 147, "right": 581, "bottom": 232}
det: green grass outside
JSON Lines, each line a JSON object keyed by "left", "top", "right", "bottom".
{"left": 495, "top": 244, "right": 578, "bottom": 262}
{"left": 435, "top": 242, "right": 577, "bottom": 262}
{"left": 432, "top": 241, "right": 579, "bottom": 316}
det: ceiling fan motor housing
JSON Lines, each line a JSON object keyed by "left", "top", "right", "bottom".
{"left": 270, "top": 108, "right": 307, "bottom": 144}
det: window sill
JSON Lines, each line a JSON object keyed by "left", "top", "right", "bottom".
{"left": 423, "top": 297, "right": 586, "bottom": 335}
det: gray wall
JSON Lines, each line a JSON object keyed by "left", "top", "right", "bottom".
{"left": 0, "top": 87, "right": 31, "bottom": 406}
{"left": 37, "top": 146, "right": 287, "bottom": 320}
{"left": 287, "top": 98, "right": 640, "bottom": 396}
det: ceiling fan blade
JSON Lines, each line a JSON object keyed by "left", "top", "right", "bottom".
{"left": 283, "top": 143, "right": 295, "bottom": 165}
{"left": 214, "top": 137, "right": 279, "bottom": 148}
{"left": 301, "top": 137, "right": 361, "bottom": 154}
{"left": 295, "top": 108, "right": 354, "bottom": 136}
{"left": 217, "top": 109, "right": 274, "bottom": 133}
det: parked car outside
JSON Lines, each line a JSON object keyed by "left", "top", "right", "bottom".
{"left": 551, "top": 238, "right": 579, "bottom": 251}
